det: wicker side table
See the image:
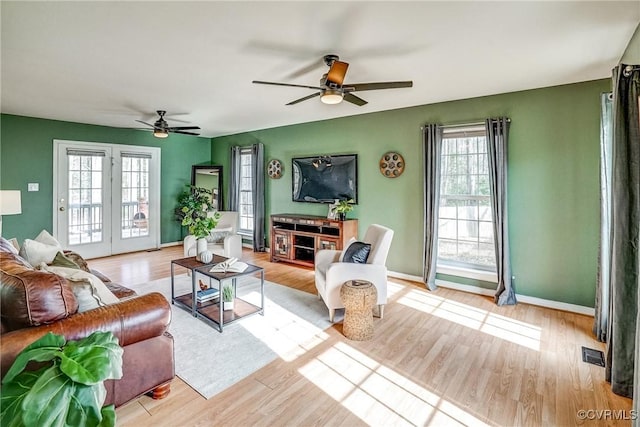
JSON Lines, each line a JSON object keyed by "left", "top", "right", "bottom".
{"left": 340, "top": 280, "right": 377, "bottom": 341}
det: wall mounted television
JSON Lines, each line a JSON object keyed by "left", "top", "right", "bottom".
{"left": 292, "top": 154, "right": 358, "bottom": 203}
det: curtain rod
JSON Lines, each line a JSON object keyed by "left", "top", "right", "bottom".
{"left": 421, "top": 118, "right": 511, "bottom": 130}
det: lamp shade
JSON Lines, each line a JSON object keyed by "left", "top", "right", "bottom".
{"left": 0, "top": 190, "right": 22, "bottom": 215}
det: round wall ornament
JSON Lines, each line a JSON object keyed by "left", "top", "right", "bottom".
{"left": 379, "top": 152, "right": 405, "bottom": 178}
{"left": 267, "top": 159, "right": 283, "bottom": 179}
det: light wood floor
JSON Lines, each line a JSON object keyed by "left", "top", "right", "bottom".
{"left": 89, "top": 246, "right": 632, "bottom": 427}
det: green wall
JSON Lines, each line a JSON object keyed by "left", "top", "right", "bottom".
{"left": 621, "top": 23, "right": 640, "bottom": 64}
{"left": 0, "top": 114, "right": 210, "bottom": 243}
{"left": 211, "top": 79, "right": 609, "bottom": 307}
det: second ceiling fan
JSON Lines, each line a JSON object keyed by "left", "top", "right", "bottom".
{"left": 252, "top": 54, "right": 412, "bottom": 106}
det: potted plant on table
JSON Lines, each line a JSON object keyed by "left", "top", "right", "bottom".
{"left": 222, "top": 284, "right": 234, "bottom": 311}
{"left": 175, "top": 185, "right": 221, "bottom": 258}
{"left": 0, "top": 331, "right": 123, "bottom": 427}
{"left": 332, "top": 199, "right": 355, "bottom": 221}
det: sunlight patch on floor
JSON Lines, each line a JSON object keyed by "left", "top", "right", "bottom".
{"left": 240, "top": 291, "right": 329, "bottom": 362}
{"left": 397, "top": 289, "right": 541, "bottom": 350}
{"left": 299, "top": 341, "right": 490, "bottom": 426}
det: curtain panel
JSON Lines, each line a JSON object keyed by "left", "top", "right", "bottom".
{"left": 485, "top": 118, "right": 516, "bottom": 306}
{"left": 594, "top": 93, "right": 614, "bottom": 342}
{"left": 251, "top": 143, "right": 265, "bottom": 251}
{"left": 422, "top": 124, "right": 442, "bottom": 291}
{"left": 229, "top": 146, "right": 241, "bottom": 212}
{"left": 605, "top": 64, "right": 639, "bottom": 398}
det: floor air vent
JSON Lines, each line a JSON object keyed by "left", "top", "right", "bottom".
{"left": 581, "top": 346, "right": 605, "bottom": 367}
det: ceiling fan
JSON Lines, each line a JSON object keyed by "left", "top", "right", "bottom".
{"left": 252, "top": 54, "right": 412, "bottom": 106}
{"left": 136, "top": 110, "right": 201, "bottom": 138}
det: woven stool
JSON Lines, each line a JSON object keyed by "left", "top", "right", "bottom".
{"left": 340, "top": 280, "right": 377, "bottom": 341}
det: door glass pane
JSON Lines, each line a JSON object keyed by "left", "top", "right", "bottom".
{"left": 121, "top": 155, "right": 150, "bottom": 238}
{"left": 67, "top": 154, "right": 103, "bottom": 245}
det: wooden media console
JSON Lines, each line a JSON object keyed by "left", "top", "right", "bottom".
{"left": 270, "top": 214, "right": 358, "bottom": 268}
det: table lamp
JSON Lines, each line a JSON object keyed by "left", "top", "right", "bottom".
{"left": 0, "top": 190, "right": 22, "bottom": 237}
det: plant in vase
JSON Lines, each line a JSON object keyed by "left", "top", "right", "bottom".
{"left": 222, "top": 284, "right": 234, "bottom": 311}
{"left": 0, "top": 331, "right": 123, "bottom": 427}
{"left": 332, "top": 199, "right": 355, "bottom": 221}
{"left": 175, "top": 185, "right": 221, "bottom": 259}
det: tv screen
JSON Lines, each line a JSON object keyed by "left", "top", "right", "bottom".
{"left": 292, "top": 154, "right": 357, "bottom": 203}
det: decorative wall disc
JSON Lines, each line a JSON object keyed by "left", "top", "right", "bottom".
{"left": 379, "top": 152, "right": 405, "bottom": 178}
{"left": 267, "top": 159, "right": 283, "bottom": 179}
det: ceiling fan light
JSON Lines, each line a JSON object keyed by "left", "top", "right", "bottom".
{"left": 320, "top": 89, "right": 343, "bottom": 105}
{"left": 153, "top": 129, "right": 169, "bottom": 138}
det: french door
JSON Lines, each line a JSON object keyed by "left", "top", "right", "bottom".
{"left": 53, "top": 140, "right": 161, "bottom": 259}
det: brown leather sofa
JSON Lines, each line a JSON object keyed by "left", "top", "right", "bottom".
{"left": 0, "top": 237, "right": 175, "bottom": 407}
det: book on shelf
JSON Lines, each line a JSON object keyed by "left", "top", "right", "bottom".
{"left": 209, "top": 257, "right": 248, "bottom": 273}
{"left": 196, "top": 287, "right": 219, "bottom": 302}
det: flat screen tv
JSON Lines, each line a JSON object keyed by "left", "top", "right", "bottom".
{"left": 292, "top": 154, "right": 357, "bottom": 203}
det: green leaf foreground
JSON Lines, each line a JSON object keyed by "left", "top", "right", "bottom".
{"left": 0, "top": 331, "right": 123, "bottom": 427}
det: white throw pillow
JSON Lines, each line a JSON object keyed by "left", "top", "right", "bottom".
{"left": 6, "top": 238, "right": 20, "bottom": 255}
{"left": 40, "top": 264, "right": 120, "bottom": 306}
{"left": 19, "top": 239, "right": 61, "bottom": 266}
{"left": 34, "top": 229, "right": 62, "bottom": 248}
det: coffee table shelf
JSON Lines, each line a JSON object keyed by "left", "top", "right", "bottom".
{"left": 170, "top": 255, "right": 265, "bottom": 332}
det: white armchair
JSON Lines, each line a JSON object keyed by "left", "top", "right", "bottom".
{"left": 183, "top": 211, "right": 243, "bottom": 260}
{"left": 314, "top": 224, "right": 394, "bottom": 323}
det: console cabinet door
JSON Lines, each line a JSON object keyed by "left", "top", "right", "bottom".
{"left": 273, "top": 230, "right": 291, "bottom": 260}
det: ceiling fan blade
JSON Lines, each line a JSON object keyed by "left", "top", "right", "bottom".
{"left": 343, "top": 93, "right": 368, "bottom": 106}
{"left": 171, "top": 130, "right": 201, "bottom": 136}
{"left": 286, "top": 57, "right": 326, "bottom": 79}
{"left": 167, "top": 126, "right": 201, "bottom": 131}
{"left": 346, "top": 81, "right": 413, "bottom": 92}
{"left": 135, "top": 120, "right": 159, "bottom": 128}
{"left": 286, "top": 92, "right": 321, "bottom": 105}
{"left": 253, "top": 80, "right": 323, "bottom": 90}
{"left": 326, "top": 60, "right": 349, "bottom": 86}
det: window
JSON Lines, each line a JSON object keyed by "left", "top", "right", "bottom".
{"left": 438, "top": 126, "right": 496, "bottom": 271}
{"left": 239, "top": 148, "right": 253, "bottom": 232}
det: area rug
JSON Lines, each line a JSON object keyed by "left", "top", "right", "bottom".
{"left": 131, "top": 274, "right": 334, "bottom": 399}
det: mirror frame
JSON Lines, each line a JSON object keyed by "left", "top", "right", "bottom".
{"left": 191, "top": 165, "right": 223, "bottom": 211}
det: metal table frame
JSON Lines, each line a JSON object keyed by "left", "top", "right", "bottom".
{"left": 170, "top": 256, "right": 265, "bottom": 332}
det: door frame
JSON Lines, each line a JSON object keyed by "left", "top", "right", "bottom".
{"left": 53, "top": 139, "right": 161, "bottom": 258}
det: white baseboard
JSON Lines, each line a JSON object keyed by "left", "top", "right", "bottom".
{"left": 160, "top": 241, "right": 182, "bottom": 248}
{"left": 387, "top": 270, "right": 595, "bottom": 316}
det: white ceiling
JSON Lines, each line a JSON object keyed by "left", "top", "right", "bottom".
{"left": 2, "top": 1, "right": 638, "bottom": 138}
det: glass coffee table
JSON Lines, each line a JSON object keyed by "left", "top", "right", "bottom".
{"left": 170, "top": 255, "right": 265, "bottom": 332}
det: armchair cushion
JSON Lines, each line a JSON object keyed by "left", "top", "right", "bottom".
{"left": 206, "top": 227, "right": 232, "bottom": 243}
{"left": 342, "top": 241, "right": 371, "bottom": 264}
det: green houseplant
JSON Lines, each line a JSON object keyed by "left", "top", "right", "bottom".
{"left": 175, "top": 185, "right": 221, "bottom": 239}
{"left": 0, "top": 331, "right": 123, "bottom": 427}
{"left": 332, "top": 199, "right": 355, "bottom": 220}
{"left": 222, "top": 284, "right": 234, "bottom": 311}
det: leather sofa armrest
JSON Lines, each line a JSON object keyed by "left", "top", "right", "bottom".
{"left": 1, "top": 292, "right": 171, "bottom": 377}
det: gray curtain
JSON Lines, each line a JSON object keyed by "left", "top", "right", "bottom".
{"left": 485, "top": 118, "right": 517, "bottom": 306}
{"left": 229, "top": 146, "right": 241, "bottom": 212}
{"left": 594, "top": 93, "right": 614, "bottom": 342}
{"left": 422, "top": 124, "right": 442, "bottom": 291}
{"left": 635, "top": 296, "right": 640, "bottom": 427}
{"left": 251, "top": 143, "right": 265, "bottom": 251}
{"left": 606, "top": 64, "right": 639, "bottom": 398}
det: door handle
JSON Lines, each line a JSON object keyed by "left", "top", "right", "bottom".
{"left": 59, "top": 207, "right": 65, "bottom": 211}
